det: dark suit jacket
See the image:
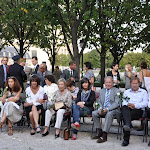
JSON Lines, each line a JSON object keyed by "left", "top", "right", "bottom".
{"left": 75, "top": 90, "right": 96, "bottom": 111}
{"left": 107, "top": 71, "right": 120, "bottom": 81}
{"left": 62, "top": 69, "right": 79, "bottom": 82}
{"left": 32, "top": 64, "right": 39, "bottom": 74}
{"left": 8, "top": 63, "right": 27, "bottom": 90}
{"left": 0, "top": 65, "right": 4, "bottom": 88}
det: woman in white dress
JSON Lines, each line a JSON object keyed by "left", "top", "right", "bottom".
{"left": 0, "top": 76, "right": 23, "bottom": 135}
{"left": 24, "top": 75, "right": 44, "bottom": 135}
{"left": 42, "top": 75, "right": 58, "bottom": 136}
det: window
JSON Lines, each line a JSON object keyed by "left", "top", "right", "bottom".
{"left": 32, "top": 50, "right": 37, "bottom": 57}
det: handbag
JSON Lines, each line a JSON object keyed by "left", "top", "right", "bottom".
{"left": 54, "top": 102, "right": 64, "bottom": 110}
{"left": 141, "top": 70, "right": 147, "bottom": 91}
{"left": 61, "top": 127, "right": 70, "bottom": 140}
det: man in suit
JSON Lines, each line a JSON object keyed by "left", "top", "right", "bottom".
{"left": 0, "top": 57, "right": 8, "bottom": 89}
{"left": 62, "top": 61, "right": 79, "bottom": 83}
{"left": 92, "top": 76, "right": 120, "bottom": 143}
{"left": 8, "top": 55, "right": 27, "bottom": 91}
{"left": 20, "top": 58, "right": 32, "bottom": 89}
{"left": 37, "top": 63, "right": 52, "bottom": 86}
{"left": 53, "top": 66, "right": 62, "bottom": 83}
{"left": 31, "top": 56, "right": 39, "bottom": 74}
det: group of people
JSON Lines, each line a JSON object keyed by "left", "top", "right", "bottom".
{"left": 0, "top": 55, "right": 150, "bottom": 147}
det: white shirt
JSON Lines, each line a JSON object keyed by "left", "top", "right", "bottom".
{"left": 43, "top": 83, "right": 59, "bottom": 102}
{"left": 26, "top": 86, "right": 44, "bottom": 106}
{"left": 122, "top": 88, "right": 148, "bottom": 109}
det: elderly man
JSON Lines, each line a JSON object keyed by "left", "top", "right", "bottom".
{"left": 92, "top": 76, "right": 120, "bottom": 143}
{"left": 121, "top": 77, "right": 148, "bottom": 146}
{"left": 37, "top": 63, "right": 52, "bottom": 86}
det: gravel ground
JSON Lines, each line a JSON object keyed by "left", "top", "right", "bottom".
{"left": 0, "top": 119, "right": 149, "bottom": 150}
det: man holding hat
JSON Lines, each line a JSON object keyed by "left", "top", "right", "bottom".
{"left": 8, "top": 55, "right": 27, "bottom": 91}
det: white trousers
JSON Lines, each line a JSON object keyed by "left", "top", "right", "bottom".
{"left": 54, "top": 109, "right": 65, "bottom": 129}
{"left": 45, "top": 110, "right": 55, "bottom": 127}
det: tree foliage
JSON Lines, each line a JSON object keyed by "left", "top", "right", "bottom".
{"left": 0, "top": 0, "right": 44, "bottom": 57}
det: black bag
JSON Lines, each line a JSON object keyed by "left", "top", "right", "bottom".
{"left": 61, "top": 127, "right": 70, "bottom": 140}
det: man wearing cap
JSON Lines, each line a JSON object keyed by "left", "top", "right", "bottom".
{"left": 8, "top": 55, "right": 27, "bottom": 91}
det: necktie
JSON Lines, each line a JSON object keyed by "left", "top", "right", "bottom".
{"left": 104, "top": 89, "right": 110, "bottom": 108}
{"left": 71, "top": 70, "right": 73, "bottom": 76}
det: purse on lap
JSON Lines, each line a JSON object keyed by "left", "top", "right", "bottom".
{"left": 54, "top": 102, "right": 64, "bottom": 110}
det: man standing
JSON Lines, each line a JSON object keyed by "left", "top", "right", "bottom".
{"left": 31, "top": 56, "right": 39, "bottom": 74}
{"left": 8, "top": 55, "right": 27, "bottom": 91}
{"left": 53, "top": 66, "right": 62, "bottom": 83}
{"left": 0, "top": 57, "right": 8, "bottom": 89}
{"left": 37, "top": 64, "right": 52, "bottom": 86}
{"left": 20, "top": 58, "right": 32, "bottom": 89}
{"left": 92, "top": 76, "right": 120, "bottom": 143}
{"left": 62, "top": 61, "right": 79, "bottom": 83}
{"left": 121, "top": 77, "right": 148, "bottom": 146}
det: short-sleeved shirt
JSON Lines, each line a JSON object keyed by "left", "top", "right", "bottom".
{"left": 84, "top": 70, "right": 94, "bottom": 80}
{"left": 25, "top": 86, "right": 44, "bottom": 106}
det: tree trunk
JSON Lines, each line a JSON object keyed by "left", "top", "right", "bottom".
{"left": 100, "top": 46, "right": 106, "bottom": 88}
{"left": 52, "top": 53, "right": 56, "bottom": 73}
{"left": 19, "top": 40, "right": 24, "bottom": 58}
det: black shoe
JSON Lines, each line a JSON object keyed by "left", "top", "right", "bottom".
{"left": 55, "top": 133, "right": 60, "bottom": 139}
{"left": 30, "top": 128, "right": 36, "bottom": 135}
{"left": 122, "top": 140, "right": 129, "bottom": 146}
{"left": 42, "top": 131, "right": 49, "bottom": 137}
{"left": 148, "top": 141, "right": 150, "bottom": 147}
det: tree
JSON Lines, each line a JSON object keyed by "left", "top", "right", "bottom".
{"left": 90, "top": 0, "right": 148, "bottom": 87}
{"left": 34, "top": 1, "right": 64, "bottom": 72}
{"left": 0, "top": 0, "right": 44, "bottom": 57}
{"left": 53, "top": 0, "right": 95, "bottom": 77}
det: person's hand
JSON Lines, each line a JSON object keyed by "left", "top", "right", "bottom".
{"left": 24, "top": 103, "right": 29, "bottom": 107}
{"left": 99, "top": 108, "right": 107, "bottom": 115}
{"left": 71, "top": 77, "right": 75, "bottom": 81}
{"left": 128, "top": 103, "right": 135, "bottom": 109}
{"left": 37, "top": 99, "right": 44, "bottom": 104}
{"left": 77, "top": 102, "right": 84, "bottom": 108}
{"left": 117, "top": 80, "right": 120, "bottom": 84}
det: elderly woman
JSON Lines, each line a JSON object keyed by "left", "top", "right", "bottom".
{"left": 0, "top": 76, "right": 23, "bottom": 135}
{"left": 107, "top": 63, "right": 120, "bottom": 88}
{"left": 54, "top": 78, "right": 72, "bottom": 138}
{"left": 124, "top": 64, "right": 137, "bottom": 90}
{"left": 84, "top": 62, "right": 95, "bottom": 87}
{"left": 24, "top": 75, "right": 44, "bottom": 135}
{"left": 42, "top": 75, "right": 58, "bottom": 137}
{"left": 66, "top": 80, "right": 79, "bottom": 103}
{"left": 71, "top": 78, "right": 96, "bottom": 140}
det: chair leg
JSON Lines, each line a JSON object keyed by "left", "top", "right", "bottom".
{"left": 117, "top": 122, "right": 120, "bottom": 140}
{"left": 91, "top": 121, "right": 94, "bottom": 137}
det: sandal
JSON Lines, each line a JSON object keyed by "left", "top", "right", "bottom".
{"left": 36, "top": 126, "right": 41, "bottom": 133}
{"left": 30, "top": 128, "right": 36, "bottom": 135}
{"left": 8, "top": 127, "right": 13, "bottom": 136}
{"left": 71, "top": 123, "right": 80, "bottom": 130}
{"left": 71, "top": 134, "right": 77, "bottom": 140}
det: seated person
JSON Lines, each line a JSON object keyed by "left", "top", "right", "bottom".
{"left": 42, "top": 75, "right": 58, "bottom": 137}
{"left": 121, "top": 77, "right": 148, "bottom": 146}
{"left": 54, "top": 78, "right": 72, "bottom": 138}
{"left": 66, "top": 80, "right": 79, "bottom": 103}
{"left": 24, "top": 75, "right": 44, "bottom": 135}
{"left": 71, "top": 78, "right": 96, "bottom": 140}
{"left": 92, "top": 76, "right": 120, "bottom": 143}
{"left": 0, "top": 76, "right": 23, "bottom": 135}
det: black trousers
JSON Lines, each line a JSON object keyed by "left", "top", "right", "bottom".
{"left": 122, "top": 105, "right": 143, "bottom": 140}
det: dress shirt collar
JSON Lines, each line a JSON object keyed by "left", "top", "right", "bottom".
{"left": 129, "top": 88, "right": 142, "bottom": 93}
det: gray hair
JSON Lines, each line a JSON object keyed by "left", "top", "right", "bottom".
{"left": 104, "top": 76, "right": 113, "bottom": 82}
{"left": 57, "top": 78, "right": 66, "bottom": 86}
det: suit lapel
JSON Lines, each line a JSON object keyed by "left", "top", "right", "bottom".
{"left": 102, "top": 88, "right": 106, "bottom": 104}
